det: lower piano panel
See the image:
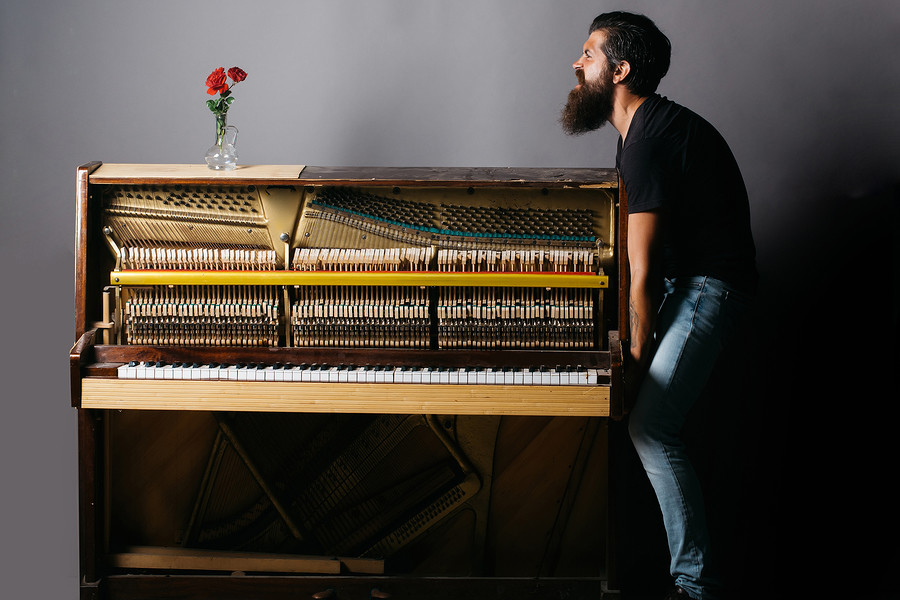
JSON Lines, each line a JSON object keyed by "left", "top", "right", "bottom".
{"left": 81, "top": 380, "right": 610, "bottom": 416}
{"left": 103, "top": 409, "right": 608, "bottom": 580}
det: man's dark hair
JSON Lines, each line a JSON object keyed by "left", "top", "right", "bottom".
{"left": 589, "top": 11, "right": 671, "bottom": 97}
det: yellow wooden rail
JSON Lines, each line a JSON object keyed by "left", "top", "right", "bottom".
{"left": 110, "top": 270, "right": 609, "bottom": 288}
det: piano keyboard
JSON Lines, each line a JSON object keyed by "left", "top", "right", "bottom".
{"left": 117, "top": 361, "right": 610, "bottom": 386}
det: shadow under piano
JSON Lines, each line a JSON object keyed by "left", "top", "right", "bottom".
{"left": 70, "top": 163, "right": 630, "bottom": 600}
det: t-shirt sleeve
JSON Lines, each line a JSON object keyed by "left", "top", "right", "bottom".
{"left": 620, "top": 138, "right": 676, "bottom": 214}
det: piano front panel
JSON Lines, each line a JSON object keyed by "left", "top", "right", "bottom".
{"left": 105, "top": 410, "right": 608, "bottom": 577}
{"left": 72, "top": 164, "right": 623, "bottom": 591}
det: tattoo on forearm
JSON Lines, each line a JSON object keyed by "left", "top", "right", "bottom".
{"left": 629, "top": 297, "right": 639, "bottom": 349}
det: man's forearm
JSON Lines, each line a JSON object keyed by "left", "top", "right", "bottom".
{"left": 625, "top": 209, "right": 661, "bottom": 370}
{"left": 628, "top": 272, "right": 655, "bottom": 367}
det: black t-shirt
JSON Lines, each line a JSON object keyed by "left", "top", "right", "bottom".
{"left": 616, "top": 94, "right": 758, "bottom": 294}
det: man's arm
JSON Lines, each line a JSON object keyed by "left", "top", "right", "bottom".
{"left": 627, "top": 210, "right": 661, "bottom": 368}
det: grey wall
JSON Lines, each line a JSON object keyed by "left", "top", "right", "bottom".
{"left": 1, "top": 1, "right": 897, "bottom": 598}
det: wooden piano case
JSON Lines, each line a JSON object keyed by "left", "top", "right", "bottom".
{"left": 70, "top": 163, "right": 628, "bottom": 600}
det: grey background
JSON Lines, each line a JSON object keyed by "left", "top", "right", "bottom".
{"left": 1, "top": 1, "right": 897, "bottom": 598}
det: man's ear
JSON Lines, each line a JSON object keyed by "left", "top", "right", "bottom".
{"left": 612, "top": 61, "right": 631, "bottom": 84}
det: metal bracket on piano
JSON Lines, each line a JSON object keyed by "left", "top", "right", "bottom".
{"left": 102, "top": 226, "right": 122, "bottom": 271}
{"left": 90, "top": 286, "right": 118, "bottom": 344}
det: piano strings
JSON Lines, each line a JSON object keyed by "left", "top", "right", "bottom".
{"left": 101, "top": 185, "right": 606, "bottom": 350}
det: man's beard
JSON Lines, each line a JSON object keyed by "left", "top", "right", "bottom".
{"left": 560, "top": 70, "right": 614, "bottom": 135}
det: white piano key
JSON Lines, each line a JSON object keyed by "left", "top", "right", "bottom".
{"left": 135, "top": 362, "right": 149, "bottom": 379}
{"left": 540, "top": 368, "right": 552, "bottom": 386}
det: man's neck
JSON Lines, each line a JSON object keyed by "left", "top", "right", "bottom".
{"left": 609, "top": 89, "right": 649, "bottom": 142}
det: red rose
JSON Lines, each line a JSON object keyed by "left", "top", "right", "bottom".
{"left": 227, "top": 67, "right": 248, "bottom": 83}
{"left": 205, "top": 67, "right": 229, "bottom": 95}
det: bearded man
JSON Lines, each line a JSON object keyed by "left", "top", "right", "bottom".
{"left": 562, "top": 12, "right": 758, "bottom": 600}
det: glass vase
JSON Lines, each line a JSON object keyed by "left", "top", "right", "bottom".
{"left": 205, "top": 113, "right": 239, "bottom": 170}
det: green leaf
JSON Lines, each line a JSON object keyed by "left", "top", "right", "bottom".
{"left": 206, "top": 99, "right": 216, "bottom": 110}
{"left": 226, "top": 97, "right": 235, "bottom": 105}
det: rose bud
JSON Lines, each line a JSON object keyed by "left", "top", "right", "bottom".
{"left": 227, "top": 67, "right": 248, "bottom": 83}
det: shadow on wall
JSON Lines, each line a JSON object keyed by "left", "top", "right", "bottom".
{"left": 746, "top": 180, "right": 897, "bottom": 599}
{"left": 767, "top": 180, "right": 898, "bottom": 598}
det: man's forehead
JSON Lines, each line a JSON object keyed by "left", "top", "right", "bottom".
{"left": 583, "top": 30, "right": 606, "bottom": 53}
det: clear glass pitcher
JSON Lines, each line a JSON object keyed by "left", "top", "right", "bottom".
{"left": 205, "top": 114, "right": 238, "bottom": 170}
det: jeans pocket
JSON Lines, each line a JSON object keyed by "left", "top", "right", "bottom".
{"left": 722, "top": 289, "right": 753, "bottom": 342}
{"left": 668, "top": 276, "right": 704, "bottom": 291}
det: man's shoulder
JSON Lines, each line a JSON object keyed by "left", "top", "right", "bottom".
{"left": 636, "top": 94, "right": 700, "bottom": 135}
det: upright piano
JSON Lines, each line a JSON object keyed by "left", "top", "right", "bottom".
{"left": 70, "top": 163, "right": 629, "bottom": 600}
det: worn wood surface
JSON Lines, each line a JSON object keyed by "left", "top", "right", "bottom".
{"left": 90, "top": 163, "right": 306, "bottom": 182}
{"left": 84, "top": 162, "right": 617, "bottom": 188}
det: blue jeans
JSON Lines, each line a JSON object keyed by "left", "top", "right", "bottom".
{"left": 628, "top": 276, "right": 752, "bottom": 600}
